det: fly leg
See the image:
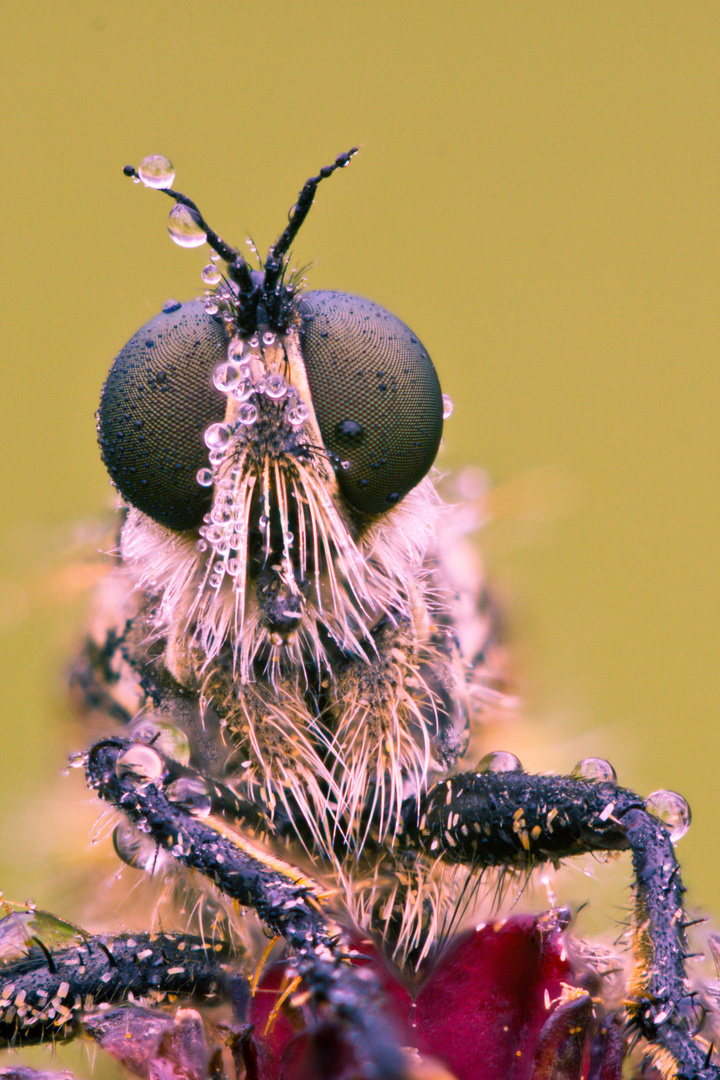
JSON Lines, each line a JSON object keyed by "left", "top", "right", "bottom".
{"left": 402, "top": 767, "right": 718, "bottom": 1080}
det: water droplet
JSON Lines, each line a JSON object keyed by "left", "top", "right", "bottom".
{"left": 165, "top": 776, "right": 212, "bottom": 818}
{"left": 232, "top": 379, "right": 255, "bottom": 402}
{"left": 203, "top": 422, "right": 233, "bottom": 450}
{"left": 208, "top": 449, "right": 224, "bottom": 465}
{"left": 442, "top": 394, "right": 454, "bottom": 420}
{"left": 196, "top": 539, "right": 208, "bottom": 552}
{"left": 206, "top": 525, "right": 223, "bottom": 543}
{"left": 336, "top": 419, "right": 364, "bottom": 441}
{"left": 287, "top": 403, "right": 309, "bottom": 426}
{"left": 113, "top": 821, "right": 158, "bottom": 871}
{"left": 212, "top": 361, "right": 243, "bottom": 393}
{"left": 227, "top": 339, "right": 245, "bottom": 361}
{"left": 162, "top": 299, "right": 182, "bottom": 314}
{"left": 167, "top": 204, "right": 207, "bottom": 248}
{"left": 115, "top": 744, "right": 166, "bottom": 782}
{"left": 227, "top": 557, "right": 241, "bottom": 575}
{"left": 572, "top": 757, "right": 617, "bottom": 783}
{"left": 264, "top": 374, "right": 287, "bottom": 400}
{"left": 128, "top": 720, "right": 191, "bottom": 765}
{"left": 208, "top": 574, "right": 222, "bottom": 589}
{"left": 258, "top": 513, "right": 270, "bottom": 529}
{"left": 476, "top": 751, "right": 523, "bottom": 774}
{"left": 201, "top": 264, "right": 222, "bottom": 286}
{"left": 262, "top": 331, "right": 276, "bottom": 346}
{"left": 248, "top": 335, "right": 259, "bottom": 348}
{"left": 645, "top": 789, "right": 691, "bottom": 843}
{"left": 196, "top": 468, "right": 214, "bottom": 487}
{"left": 212, "top": 505, "right": 233, "bottom": 524}
{"left": 138, "top": 155, "right": 175, "bottom": 189}
{"left": 204, "top": 299, "right": 219, "bottom": 315}
{"left": 237, "top": 403, "right": 258, "bottom": 425}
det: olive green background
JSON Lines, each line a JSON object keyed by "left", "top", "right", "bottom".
{"left": 0, "top": 0, "right": 718, "bottom": 956}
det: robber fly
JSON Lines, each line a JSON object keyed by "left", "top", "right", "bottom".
{"left": 0, "top": 150, "right": 717, "bottom": 1080}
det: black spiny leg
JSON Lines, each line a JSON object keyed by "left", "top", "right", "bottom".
{"left": 84, "top": 738, "right": 406, "bottom": 1080}
{"left": 402, "top": 769, "right": 719, "bottom": 1080}
{"left": 0, "top": 932, "right": 237, "bottom": 1046}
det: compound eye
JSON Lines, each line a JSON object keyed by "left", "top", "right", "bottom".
{"left": 97, "top": 300, "right": 228, "bottom": 531}
{"left": 298, "top": 291, "right": 443, "bottom": 514}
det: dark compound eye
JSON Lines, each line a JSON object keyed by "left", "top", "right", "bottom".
{"left": 97, "top": 300, "right": 228, "bottom": 531}
{"left": 298, "top": 291, "right": 444, "bottom": 514}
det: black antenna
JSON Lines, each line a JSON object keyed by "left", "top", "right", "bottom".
{"left": 123, "top": 165, "right": 254, "bottom": 295}
{"left": 262, "top": 147, "right": 359, "bottom": 299}
{"left": 124, "top": 147, "right": 358, "bottom": 333}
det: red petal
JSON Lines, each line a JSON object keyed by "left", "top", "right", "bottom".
{"left": 251, "top": 912, "right": 577, "bottom": 1080}
{"left": 408, "top": 912, "right": 575, "bottom": 1080}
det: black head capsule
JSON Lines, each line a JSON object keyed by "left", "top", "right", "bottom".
{"left": 98, "top": 151, "right": 444, "bottom": 531}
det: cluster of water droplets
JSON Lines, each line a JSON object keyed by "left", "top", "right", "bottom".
{"left": 473, "top": 751, "right": 690, "bottom": 845}
{"left": 192, "top": 334, "right": 311, "bottom": 591}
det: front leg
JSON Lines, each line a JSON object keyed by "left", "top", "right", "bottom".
{"left": 403, "top": 767, "right": 717, "bottom": 1080}
{"left": 85, "top": 737, "right": 407, "bottom": 1080}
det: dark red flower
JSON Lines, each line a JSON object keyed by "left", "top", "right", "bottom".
{"left": 245, "top": 910, "right": 628, "bottom": 1080}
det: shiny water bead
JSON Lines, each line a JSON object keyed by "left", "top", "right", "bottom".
{"left": 137, "top": 155, "right": 175, "bottom": 189}
{"left": 211, "top": 505, "right": 233, "bottom": 524}
{"left": 167, "top": 203, "right": 207, "bottom": 248}
{"left": 128, "top": 719, "right": 191, "bottom": 765}
{"left": 165, "top": 776, "right": 213, "bottom": 818}
{"left": 203, "top": 422, "right": 233, "bottom": 450}
{"left": 442, "top": 394, "right": 454, "bottom": 419}
{"left": 287, "top": 403, "right": 309, "bottom": 426}
{"left": 571, "top": 757, "right": 617, "bottom": 783}
{"left": 237, "top": 403, "right": 258, "bottom": 425}
{"left": 645, "top": 789, "right": 691, "bottom": 843}
{"left": 476, "top": 751, "right": 523, "bottom": 773}
{"left": 264, "top": 374, "right": 287, "bottom": 399}
{"left": 113, "top": 821, "right": 159, "bottom": 871}
{"left": 201, "top": 263, "right": 222, "bottom": 286}
{"left": 233, "top": 380, "right": 255, "bottom": 402}
{"left": 262, "top": 332, "right": 276, "bottom": 346}
{"left": 212, "top": 361, "right": 243, "bottom": 393}
{"left": 115, "top": 744, "right": 166, "bottom": 782}
{"left": 204, "top": 299, "right": 219, "bottom": 315}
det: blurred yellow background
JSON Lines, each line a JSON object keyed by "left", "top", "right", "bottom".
{"left": 0, "top": 0, "right": 717, "bottom": 944}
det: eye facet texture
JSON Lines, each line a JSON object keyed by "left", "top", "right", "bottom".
{"left": 97, "top": 301, "right": 227, "bottom": 531}
{"left": 298, "top": 291, "right": 444, "bottom": 514}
